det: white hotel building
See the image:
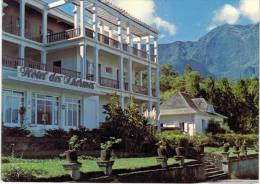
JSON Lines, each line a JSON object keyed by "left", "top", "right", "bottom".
{"left": 2, "top": 0, "right": 160, "bottom": 135}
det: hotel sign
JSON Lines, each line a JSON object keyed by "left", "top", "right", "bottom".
{"left": 17, "top": 66, "right": 95, "bottom": 89}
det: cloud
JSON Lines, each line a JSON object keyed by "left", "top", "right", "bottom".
{"left": 109, "top": 0, "right": 176, "bottom": 36}
{"left": 159, "top": 34, "right": 166, "bottom": 39}
{"left": 213, "top": 4, "right": 240, "bottom": 24}
{"left": 208, "top": 0, "right": 259, "bottom": 31}
{"left": 240, "top": 0, "right": 259, "bottom": 23}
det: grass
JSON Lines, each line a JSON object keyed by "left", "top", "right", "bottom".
{"left": 1, "top": 156, "right": 195, "bottom": 179}
{"left": 205, "top": 147, "right": 257, "bottom": 157}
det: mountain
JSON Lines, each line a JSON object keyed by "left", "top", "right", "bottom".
{"left": 158, "top": 24, "right": 259, "bottom": 80}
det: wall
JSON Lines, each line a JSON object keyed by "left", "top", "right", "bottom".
{"left": 228, "top": 155, "right": 259, "bottom": 179}
{"left": 160, "top": 114, "right": 194, "bottom": 125}
{"left": 2, "top": 41, "right": 19, "bottom": 57}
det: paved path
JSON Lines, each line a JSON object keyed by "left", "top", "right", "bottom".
{"left": 202, "top": 179, "right": 258, "bottom": 183}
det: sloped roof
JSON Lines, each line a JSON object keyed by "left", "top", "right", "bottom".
{"left": 160, "top": 92, "right": 227, "bottom": 119}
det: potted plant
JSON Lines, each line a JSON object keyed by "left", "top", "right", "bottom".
{"left": 156, "top": 139, "right": 168, "bottom": 157}
{"left": 175, "top": 138, "right": 187, "bottom": 156}
{"left": 64, "top": 135, "right": 87, "bottom": 163}
{"left": 19, "top": 106, "right": 26, "bottom": 126}
{"left": 100, "top": 137, "right": 122, "bottom": 161}
{"left": 223, "top": 142, "right": 230, "bottom": 153}
{"left": 234, "top": 139, "right": 240, "bottom": 152}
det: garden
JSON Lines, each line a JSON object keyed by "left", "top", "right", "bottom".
{"left": 1, "top": 94, "right": 258, "bottom": 182}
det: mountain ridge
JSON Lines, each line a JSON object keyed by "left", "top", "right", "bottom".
{"left": 158, "top": 24, "right": 259, "bottom": 80}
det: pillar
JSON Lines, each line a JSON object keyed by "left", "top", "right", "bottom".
{"left": 117, "top": 18, "right": 122, "bottom": 49}
{"left": 155, "top": 67, "right": 160, "bottom": 97}
{"left": 73, "top": 6, "right": 80, "bottom": 28}
{"left": 42, "top": 10, "right": 48, "bottom": 44}
{"left": 92, "top": 3, "right": 98, "bottom": 40}
{"left": 126, "top": 22, "right": 132, "bottom": 52}
{"left": 147, "top": 65, "right": 152, "bottom": 96}
{"left": 146, "top": 36, "right": 150, "bottom": 60}
{"left": 79, "top": 42, "right": 86, "bottom": 78}
{"left": 80, "top": 0, "right": 86, "bottom": 37}
{"left": 154, "top": 36, "right": 158, "bottom": 63}
{"left": 156, "top": 102, "right": 161, "bottom": 131}
{"left": 99, "top": 22, "right": 104, "bottom": 34}
{"left": 19, "top": 0, "right": 25, "bottom": 37}
{"left": 128, "top": 59, "right": 133, "bottom": 92}
{"left": 118, "top": 56, "right": 124, "bottom": 90}
{"left": 120, "top": 95, "right": 125, "bottom": 109}
{"left": 93, "top": 47, "right": 99, "bottom": 84}
{"left": 41, "top": 50, "right": 46, "bottom": 64}
{"left": 140, "top": 71, "right": 143, "bottom": 86}
{"left": 19, "top": 45, "right": 25, "bottom": 66}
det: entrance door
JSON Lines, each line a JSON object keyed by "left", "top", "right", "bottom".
{"left": 83, "top": 96, "right": 99, "bottom": 129}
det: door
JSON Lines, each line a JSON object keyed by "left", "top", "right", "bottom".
{"left": 53, "top": 60, "right": 61, "bottom": 73}
{"left": 83, "top": 96, "right": 99, "bottom": 129}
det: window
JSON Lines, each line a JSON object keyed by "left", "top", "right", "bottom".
{"left": 105, "top": 67, "right": 112, "bottom": 74}
{"left": 2, "top": 90, "right": 24, "bottom": 124}
{"left": 31, "top": 94, "right": 59, "bottom": 125}
{"left": 65, "top": 98, "right": 80, "bottom": 127}
{"left": 202, "top": 119, "right": 207, "bottom": 133}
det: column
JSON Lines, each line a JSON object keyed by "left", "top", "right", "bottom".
{"left": 128, "top": 59, "right": 133, "bottom": 92}
{"left": 79, "top": 42, "right": 86, "bottom": 78}
{"left": 41, "top": 50, "right": 46, "bottom": 64}
{"left": 93, "top": 47, "right": 99, "bottom": 84}
{"left": 140, "top": 71, "right": 143, "bottom": 86}
{"left": 117, "top": 18, "right": 122, "bottom": 49}
{"left": 156, "top": 102, "right": 161, "bottom": 131}
{"left": 25, "top": 90, "right": 32, "bottom": 125}
{"left": 137, "top": 38, "right": 141, "bottom": 50}
{"left": 42, "top": 10, "right": 48, "bottom": 44}
{"left": 99, "top": 22, "right": 104, "bottom": 34}
{"left": 155, "top": 67, "right": 160, "bottom": 97}
{"left": 92, "top": 3, "right": 98, "bottom": 40}
{"left": 146, "top": 36, "right": 150, "bottom": 60}
{"left": 126, "top": 22, "right": 132, "bottom": 52}
{"left": 120, "top": 96, "right": 125, "bottom": 109}
{"left": 147, "top": 65, "right": 152, "bottom": 96}
{"left": 154, "top": 36, "right": 158, "bottom": 63}
{"left": 80, "top": 0, "right": 86, "bottom": 37}
{"left": 118, "top": 56, "right": 124, "bottom": 90}
{"left": 19, "top": 45, "right": 25, "bottom": 66}
{"left": 19, "top": 0, "right": 25, "bottom": 37}
{"left": 73, "top": 6, "right": 80, "bottom": 28}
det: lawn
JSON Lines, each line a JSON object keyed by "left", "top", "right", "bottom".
{"left": 205, "top": 147, "right": 257, "bottom": 157}
{"left": 1, "top": 157, "right": 195, "bottom": 179}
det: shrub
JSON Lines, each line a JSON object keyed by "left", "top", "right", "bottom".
{"left": 2, "top": 165, "right": 46, "bottom": 181}
{"left": 2, "top": 126, "right": 30, "bottom": 137}
{"left": 44, "top": 128, "right": 68, "bottom": 139}
{"left": 206, "top": 121, "right": 225, "bottom": 134}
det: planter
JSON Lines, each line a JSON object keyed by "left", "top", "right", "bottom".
{"left": 224, "top": 146, "right": 229, "bottom": 153}
{"left": 234, "top": 146, "right": 240, "bottom": 152}
{"left": 157, "top": 146, "right": 167, "bottom": 157}
{"left": 64, "top": 150, "right": 78, "bottom": 163}
{"left": 156, "top": 157, "right": 168, "bottom": 169}
{"left": 101, "top": 149, "right": 111, "bottom": 161}
{"left": 97, "top": 160, "right": 114, "bottom": 176}
{"left": 175, "top": 147, "right": 185, "bottom": 156}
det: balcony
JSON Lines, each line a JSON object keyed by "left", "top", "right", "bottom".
{"left": 100, "top": 77, "right": 119, "bottom": 89}
{"left": 47, "top": 28, "right": 80, "bottom": 43}
{"left": 86, "top": 74, "right": 94, "bottom": 81}
{"left": 132, "top": 47, "right": 147, "bottom": 59}
{"left": 2, "top": 56, "right": 81, "bottom": 78}
{"left": 85, "top": 28, "right": 94, "bottom": 39}
{"left": 133, "top": 85, "right": 147, "bottom": 95}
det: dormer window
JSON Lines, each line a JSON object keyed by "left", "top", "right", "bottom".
{"left": 206, "top": 105, "right": 215, "bottom": 113}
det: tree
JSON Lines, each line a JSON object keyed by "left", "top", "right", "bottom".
{"left": 184, "top": 64, "right": 192, "bottom": 76}
{"left": 161, "top": 64, "right": 176, "bottom": 76}
{"left": 200, "top": 75, "right": 215, "bottom": 103}
{"left": 184, "top": 71, "right": 201, "bottom": 97}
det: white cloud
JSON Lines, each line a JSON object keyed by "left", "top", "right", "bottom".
{"left": 213, "top": 4, "right": 240, "bottom": 24}
{"left": 208, "top": 0, "right": 259, "bottom": 31}
{"left": 159, "top": 34, "right": 166, "bottom": 39}
{"left": 109, "top": 0, "right": 176, "bottom": 36}
{"left": 240, "top": 0, "right": 259, "bottom": 23}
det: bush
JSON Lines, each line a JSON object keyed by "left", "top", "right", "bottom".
{"left": 2, "top": 165, "right": 46, "bottom": 181}
{"left": 206, "top": 121, "right": 225, "bottom": 134}
{"left": 2, "top": 126, "right": 30, "bottom": 137}
{"left": 44, "top": 128, "right": 68, "bottom": 139}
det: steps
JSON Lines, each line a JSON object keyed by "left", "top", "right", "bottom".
{"left": 204, "top": 161, "right": 229, "bottom": 181}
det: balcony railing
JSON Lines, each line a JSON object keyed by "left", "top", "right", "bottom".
{"left": 2, "top": 56, "right": 22, "bottom": 69}
{"left": 86, "top": 74, "right": 94, "bottom": 81}
{"left": 25, "top": 31, "right": 42, "bottom": 42}
{"left": 122, "top": 44, "right": 129, "bottom": 52}
{"left": 22, "top": 60, "right": 81, "bottom": 78}
{"left": 3, "top": 16, "right": 20, "bottom": 36}
{"left": 150, "top": 54, "right": 156, "bottom": 63}
{"left": 133, "top": 85, "right": 147, "bottom": 95}
{"left": 85, "top": 28, "right": 94, "bottom": 39}
{"left": 100, "top": 77, "right": 119, "bottom": 89}
{"left": 124, "top": 82, "right": 129, "bottom": 91}
{"left": 98, "top": 33, "right": 119, "bottom": 49}
{"left": 132, "top": 47, "right": 147, "bottom": 59}
{"left": 47, "top": 28, "right": 80, "bottom": 43}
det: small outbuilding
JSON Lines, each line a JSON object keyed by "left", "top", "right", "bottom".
{"left": 159, "top": 92, "right": 227, "bottom": 135}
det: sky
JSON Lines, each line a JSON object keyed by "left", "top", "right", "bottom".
{"left": 46, "top": 0, "right": 259, "bottom": 44}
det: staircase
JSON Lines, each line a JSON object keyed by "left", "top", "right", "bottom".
{"left": 204, "top": 161, "right": 229, "bottom": 181}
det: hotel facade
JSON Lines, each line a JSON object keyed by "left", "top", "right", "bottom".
{"left": 2, "top": 0, "right": 160, "bottom": 135}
